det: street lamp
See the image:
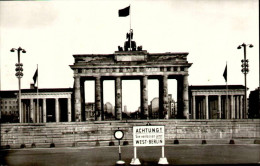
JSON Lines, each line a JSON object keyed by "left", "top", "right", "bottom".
{"left": 237, "top": 43, "right": 253, "bottom": 118}
{"left": 10, "top": 47, "right": 26, "bottom": 123}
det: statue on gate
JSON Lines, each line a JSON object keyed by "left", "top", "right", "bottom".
{"left": 118, "top": 29, "right": 143, "bottom": 52}
{"left": 124, "top": 29, "right": 136, "bottom": 51}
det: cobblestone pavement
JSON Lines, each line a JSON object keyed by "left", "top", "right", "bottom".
{"left": 0, "top": 144, "right": 260, "bottom": 166}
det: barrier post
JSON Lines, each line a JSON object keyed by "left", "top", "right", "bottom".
{"left": 158, "top": 146, "right": 168, "bottom": 165}
{"left": 130, "top": 146, "right": 141, "bottom": 165}
{"left": 114, "top": 129, "right": 125, "bottom": 165}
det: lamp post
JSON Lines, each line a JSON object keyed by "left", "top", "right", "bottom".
{"left": 237, "top": 43, "right": 253, "bottom": 118}
{"left": 10, "top": 47, "right": 26, "bottom": 123}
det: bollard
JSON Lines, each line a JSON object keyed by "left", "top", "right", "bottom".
{"left": 202, "top": 140, "right": 207, "bottom": 144}
{"left": 109, "top": 141, "right": 115, "bottom": 146}
{"left": 229, "top": 139, "right": 235, "bottom": 144}
{"left": 31, "top": 143, "right": 36, "bottom": 148}
{"left": 72, "top": 142, "right": 77, "bottom": 147}
{"left": 173, "top": 139, "right": 179, "bottom": 144}
{"left": 20, "top": 144, "right": 26, "bottom": 148}
{"left": 123, "top": 141, "right": 129, "bottom": 146}
{"left": 50, "top": 143, "right": 55, "bottom": 148}
{"left": 95, "top": 140, "right": 100, "bottom": 146}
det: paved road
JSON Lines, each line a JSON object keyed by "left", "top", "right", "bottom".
{"left": 1, "top": 145, "right": 260, "bottom": 166}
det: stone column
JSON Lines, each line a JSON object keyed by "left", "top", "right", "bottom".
{"left": 159, "top": 75, "right": 169, "bottom": 119}
{"left": 163, "top": 75, "right": 169, "bottom": 119}
{"left": 218, "top": 95, "right": 222, "bottom": 119}
{"left": 183, "top": 75, "right": 189, "bottom": 119}
{"left": 95, "top": 76, "right": 102, "bottom": 121}
{"left": 226, "top": 96, "right": 230, "bottom": 119}
{"left": 43, "top": 98, "right": 47, "bottom": 123}
{"left": 202, "top": 98, "right": 206, "bottom": 119}
{"left": 234, "top": 95, "right": 237, "bottom": 119}
{"left": 68, "top": 97, "right": 72, "bottom": 122}
{"left": 33, "top": 101, "right": 36, "bottom": 123}
{"left": 55, "top": 98, "right": 60, "bottom": 122}
{"left": 115, "top": 77, "right": 122, "bottom": 120}
{"left": 192, "top": 95, "right": 196, "bottom": 119}
{"left": 240, "top": 95, "right": 243, "bottom": 119}
{"left": 236, "top": 96, "right": 239, "bottom": 119}
{"left": 74, "top": 76, "right": 81, "bottom": 122}
{"left": 230, "top": 95, "right": 234, "bottom": 119}
{"left": 22, "top": 102, "right": 26, "bottom": 123}
{"left": 141, "top": 76, "right": 148, "bottom": 119}
{"left": 30, "top": 99, "right": 34, "bottom": 123}
{"left": 36, "top": 100, "right": 40, "bottom": 123}
{"left": 205, "top": 95, "right": 209, "bottom": 119}
{"left": 100, "top": 78, "right": 104, "bottom": 120}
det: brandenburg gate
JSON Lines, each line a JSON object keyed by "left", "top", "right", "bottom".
{"left": 70, "top": 51, "right": 192, "bottom": 122}
{"left": 70, "top": 32, "right": 192, "bottom": 121}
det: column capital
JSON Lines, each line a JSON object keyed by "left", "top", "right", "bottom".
{"left": 74, "top": 76, "right": 80, "bottom": 79}
{"left": 163, "top": 74, "right": 168, "bottom": 77}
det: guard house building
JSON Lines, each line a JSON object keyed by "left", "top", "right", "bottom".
{"left": 0, "top": 88, "right": 73, "bottom": 123}
{"left": 189, "top": 85, "right": 246, "bottom": 119}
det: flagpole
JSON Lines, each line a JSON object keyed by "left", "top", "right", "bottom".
{"left": 225, "top": 62, "right": 228, "bottom": 119}
{"left": 36, "top": 64, "right": 39, "bottom": 123}
{"left": 226, "top": 79, "right": 228, "bottom": 119}
{"left": 129, "top": 4, "right": 132, "bottom": 51}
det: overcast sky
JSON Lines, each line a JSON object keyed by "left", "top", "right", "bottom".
{"left": 0, "top": 0, "right": 259, "bottom": 112}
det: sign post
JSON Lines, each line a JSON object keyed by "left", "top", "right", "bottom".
{"left": 114, "top": 129, "right": 125, "bottom": 165}
{"left": 131, "top": 125, "right": 168, "bottom": 165}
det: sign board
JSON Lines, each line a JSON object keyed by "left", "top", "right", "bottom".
{"left": 133, "top": 125, "right": 165, "bottom": 147}
{"left": 115, "top": 55, "right": 146, "bottom": 62}
{"left": 114, "top": 130, "right": 124, "bottom": 140}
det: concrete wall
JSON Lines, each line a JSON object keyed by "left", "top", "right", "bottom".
{"left": 1, "top": 119, "right": 260, "bottom": 148}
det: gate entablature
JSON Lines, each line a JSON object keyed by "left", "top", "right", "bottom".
{"left": 70, "top": 50, "right": 192, "bottom": 122}
{"left": 71, "top": 51, "right": 191, "bottom": 77}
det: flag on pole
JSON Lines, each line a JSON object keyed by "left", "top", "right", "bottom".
{"left": 223, "top": 64, "right": 227, "bottom": 82}
{"left": 33, "top": 69, "right": 38, "bottom": 85}
{"left": 119, "top": 6, "right": 130, "bottom": 17}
